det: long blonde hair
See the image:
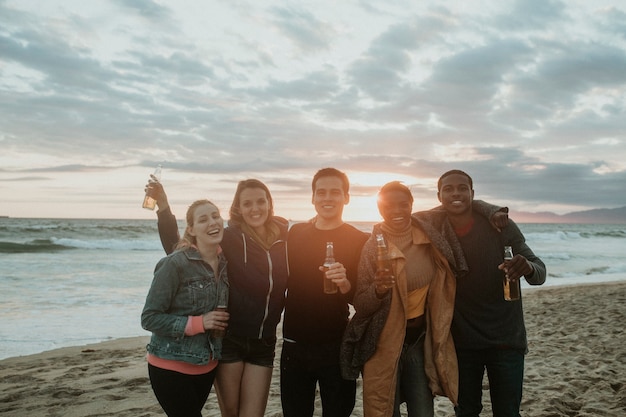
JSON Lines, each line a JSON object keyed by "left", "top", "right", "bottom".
{"left": 174, "top": 199, "right": 220, "bottom": 251}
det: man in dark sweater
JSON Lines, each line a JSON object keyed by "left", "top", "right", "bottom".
{"left": 280, "top": 168, "right": 368, "bottom": 417}
{"left": 437, "top": 170, "right": 546, "bottom": 417}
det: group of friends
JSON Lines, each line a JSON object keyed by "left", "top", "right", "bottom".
{"left": 140, "top": 167, "right": 546, "bottom": 417}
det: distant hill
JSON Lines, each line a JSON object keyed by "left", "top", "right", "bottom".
{"left": 509, "top": 206, "right": 626, "bottom": 224}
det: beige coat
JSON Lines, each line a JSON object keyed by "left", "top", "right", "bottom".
{"left": 357, "top": 225, "right": 458, "bottom": 417}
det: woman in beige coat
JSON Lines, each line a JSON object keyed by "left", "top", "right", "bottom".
{"left": 341, "top": 181, "right": 507, "bottom": 416}
{"left": 346, "top": 181, "right": 458, "bottom": 417}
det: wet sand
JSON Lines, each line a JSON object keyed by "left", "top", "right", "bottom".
{"left": 1, "top": 282, "right": 625, "bottom": 416}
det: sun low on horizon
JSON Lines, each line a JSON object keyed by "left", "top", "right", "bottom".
{"left": 340, "top": 171, "right": 430, "bottom": 223}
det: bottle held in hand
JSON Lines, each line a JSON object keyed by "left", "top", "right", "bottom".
{"left": 376, "top": 234, "right": 394, "bottom": 290}
{"left": 210, "top": 305, "right": 228, "bottom": 339}
{"left": 503, "top": 245, "right": 521, "bottom": 301}
{"left": 211, "top": 288, "right": 228, "bottom": 338}
{"left": 322, "top": 241, "right": 338, "bottom": 294}
{"left": 142, "top": 164, "right": 162, "bottom": 210}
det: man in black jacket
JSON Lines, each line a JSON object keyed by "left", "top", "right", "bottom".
{"left": 436, "top": 169, "right": 546, "bottom": 417}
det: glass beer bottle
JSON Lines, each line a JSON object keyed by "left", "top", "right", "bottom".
{"left": 503, "top": 245, "right": 521, "bottom": 301}
{"left": 142, "top": 164, "right": 162, "bottom": 210}
{"left": 211, "top": 287, "right": 228, "bottom": 339}
{"left": 322, "top": 241, "right": 338, "bottom": 294}
{"left": 376, "top": 234, "right": 394, "bottom": 289}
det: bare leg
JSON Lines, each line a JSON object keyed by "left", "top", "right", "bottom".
{"left": 215, "top": 362, "right": 272, "bottom": 417}
{"left": 238, "top": 363, "right": 273, "bottom": 417}
{"left": 215, "top": 362, "right": 244, "bottom": 417}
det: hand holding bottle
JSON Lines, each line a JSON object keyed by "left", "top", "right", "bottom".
{"left": 320, "top": 262, "right": 350, "bottom": 294}
{"left": 202, "top": 308, "right": 229, "bottom": 337}
{"left": 374, "top": 269, "right": 395, "bottom": 295}
{"left": 143, "top": 175, "right": 169, "bottom": 211}
{"left": 321, "top": 241, "right": 338, "bottom": 294}
{"left": 499, "top": 246, "right": 534, "bottom": 301}
{"left": 501, "top": 246, "right": 520, "bottom": 301}
{"left": 142, "top": 165, "right": 162, "bottom": 210}
{"left": 375, "top": 234, "right": 395, "bottom": 295}
{"left": 499, "top": 247, "right": 534, "bottom": 279}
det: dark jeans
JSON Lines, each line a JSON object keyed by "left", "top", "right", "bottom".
{"left": 394, "top": 331, "right": 433, "bottom": 417}
{"left": 454, "top": 348, "right": 525, "bottom": 417}
{"left": 148, "top": 364, "right": 217, "bottom": 417}
{"left": 280, "top": 340, "right": 356, "bottom": 417}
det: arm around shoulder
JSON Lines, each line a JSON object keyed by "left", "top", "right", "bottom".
{"left": 473, "top": 200, "right": 510, "bottom": 231}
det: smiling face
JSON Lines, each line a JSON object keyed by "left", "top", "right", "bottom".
{"left": 378, "top": 189, "right": 413, "bottom": 232}
{"left": 312, "top": 176, "right": 349, "bottom": 224}
{"left": 238, "top": 187, "right": 270, "bottom": 232}
{"left": 437, "top": 173, "right": 475, "bottom": 218}
{"left": 187, "top": 202, "right": 224, "bottom": 247}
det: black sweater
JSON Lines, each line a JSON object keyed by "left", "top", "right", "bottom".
{"left": 282, "top": 222, "right": 368, "bottom": 346}
{"left": 452, "top": 215, "right": 546, "bottom": 351}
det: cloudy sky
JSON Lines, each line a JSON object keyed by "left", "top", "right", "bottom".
{"left": 1, "top": 0, "right": 625, "bottom": 221}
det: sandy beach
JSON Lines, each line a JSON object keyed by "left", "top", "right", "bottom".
{"left": 1, "top": 282, "right": 625, "bottom": 417}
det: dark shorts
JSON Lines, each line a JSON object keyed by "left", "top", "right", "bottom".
{"left": 220, "top": 334, "right": 277, "bottom": 368}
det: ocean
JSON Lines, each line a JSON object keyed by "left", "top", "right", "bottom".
{"left": 1, "top": 218, "right": 625, "bottom": 360}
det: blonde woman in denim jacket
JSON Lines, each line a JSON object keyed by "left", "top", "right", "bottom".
{"left": 141, "top": 199, "right": 230, "bottom": 417}
{"left": 145, "top": 179, "right": 288, "bottom": 417}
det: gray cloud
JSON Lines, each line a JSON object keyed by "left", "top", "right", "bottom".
{"left": 494, "top": 0, "right": 567, "bottom": 31}
{"left": 113, "top": 0, "right": 173, "bottom": 21}
{"left": 601, "top": 7, "right": 626, "bottom": 39}
{"left": 1, "top": 1, "right": 625, "bottom": 217}
{"left": 268, "top": 6, "right": 337, "bottom": 51}
{"left": 348, "top": 14, "right": 451, "bottom": 101}
{"left": 0, "top": 176, "right": 52, "bottom": 182}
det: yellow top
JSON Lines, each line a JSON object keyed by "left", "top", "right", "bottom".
{"left": 406, "top": 285, "right": 429, "bottom": 319}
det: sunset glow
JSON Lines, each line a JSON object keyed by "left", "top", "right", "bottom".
{"left": 1, "top": 1, "right": 625, "bottom": 219}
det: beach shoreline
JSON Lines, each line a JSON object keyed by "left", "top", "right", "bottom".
{"left": 2, "top": 282, "right": 626, "bottom": 416}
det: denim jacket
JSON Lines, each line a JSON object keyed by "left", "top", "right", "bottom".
{"left": 141, "top": 247, "right": 229, "bottom": 364}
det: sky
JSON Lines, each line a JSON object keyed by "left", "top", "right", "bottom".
{"left": 1, "top": 0, "right": 625, "bottom": 222}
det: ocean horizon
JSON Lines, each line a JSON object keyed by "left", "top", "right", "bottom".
{"left": 1, "top": 217, "right": 625, "bottom": 360}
